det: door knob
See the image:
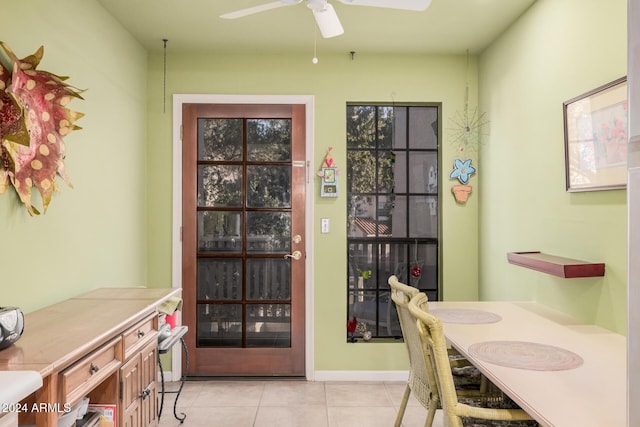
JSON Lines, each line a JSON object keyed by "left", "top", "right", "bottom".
{"left": 284, "top": 250, "right": 302, "bottom": 260}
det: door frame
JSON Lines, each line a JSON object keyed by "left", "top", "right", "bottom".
{"left": 171, "top": 94, "right": 316, "bottom": 380}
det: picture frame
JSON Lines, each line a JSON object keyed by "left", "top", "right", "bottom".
{"left": 563, "top": 76, "right": 628, "bottom": 192}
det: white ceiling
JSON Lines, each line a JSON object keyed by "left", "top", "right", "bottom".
{"left": 96, "top": 0, "right": 536, "bottom": 55}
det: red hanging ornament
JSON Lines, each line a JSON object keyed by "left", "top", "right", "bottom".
{"left": 411, "top": 266, "right": 422, "bottom": 278}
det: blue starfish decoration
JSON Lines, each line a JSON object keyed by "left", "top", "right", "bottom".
{"left": 449, "top": 158, "right": 476, "bottom": 184}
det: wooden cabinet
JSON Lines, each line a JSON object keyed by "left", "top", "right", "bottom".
{"left": 120, "top": 315, "right": 158, "bottom": 427}
{"left": 0, "top": 287, "right": 180, "bottom": 427}
{"left": 59, "top": 336, "right": 122, "bottom": 407}
{"left": 140, "top": 341, "right": 158, "bottom": 427}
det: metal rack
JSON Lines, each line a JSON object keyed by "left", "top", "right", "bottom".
{"left": 157, "top": 325, "right": 189, "bottom": 423}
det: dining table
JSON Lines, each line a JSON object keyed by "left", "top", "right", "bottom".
{"left": 427, "top": 301, "right": 626, "bottom": 427}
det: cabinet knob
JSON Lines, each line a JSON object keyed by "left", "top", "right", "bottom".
{"left": 89, "top": 363, "right": 100, "bottom": 375}
{"left": 137, "top": 330, "right": 145, "bottom": 339}
{"left": 139, "top": 387, "right": 151, "bottom": 400}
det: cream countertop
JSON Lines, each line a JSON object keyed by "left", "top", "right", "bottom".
{"left": 0, "top": 370, "right": 42, "bottom": 410}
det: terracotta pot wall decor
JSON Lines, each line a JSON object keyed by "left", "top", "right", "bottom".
{"left": 452, "top": 184, "right": 473, "bottom": 203}
{"left": 449, "top": 158, "right": 476, "bottom": 205}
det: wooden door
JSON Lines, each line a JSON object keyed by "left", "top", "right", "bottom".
{"left": 182, "top": 103, "right": 306, "bottom": 376}
{"left": 140, "top": 341, "right": 158, "bottom": 427}
{"left": 120, "top": 356, "right": 141, "bottom": 427}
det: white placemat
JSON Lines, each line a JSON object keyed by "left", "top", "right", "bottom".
{"left": 430, "top": 308, "right": 502, "bottom": 324}
{"left": 469, "top": 340, "right": 584, "bottom": 371}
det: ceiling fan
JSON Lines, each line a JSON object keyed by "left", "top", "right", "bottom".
{"left": 220, "top": 0, "right": 432, "bottom": 39}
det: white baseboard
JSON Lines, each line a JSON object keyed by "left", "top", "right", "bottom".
{"left": 158, "top": 370, "right": 179, "bottom": 382}
{"left": 158, "top": 370, "right": 409, "bottom": 382}
{"left": 313, "top": 370, "right": 409, "bottom": 382}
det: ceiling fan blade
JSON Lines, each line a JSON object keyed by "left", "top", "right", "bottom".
{"left": 337, "top": 0, "right": 432, "bottom": 11}
{"left": 312, "top": 3, "right": 344, "bottom": 38}
{"left": 220, "top": 0, "right": 302, "bottom": 19}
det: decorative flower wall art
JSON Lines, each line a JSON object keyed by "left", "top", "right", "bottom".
{"left": 0, "top": 42, "right": 84, "bottom": 215}
{"left": 450, "top": 158, "right": 476, "bottom": 204}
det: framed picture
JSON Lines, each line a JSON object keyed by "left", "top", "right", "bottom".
{"left": 563, "top": 76, "right": 628, "bottom": 192}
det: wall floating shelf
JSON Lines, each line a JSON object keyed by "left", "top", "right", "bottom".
{"left": 507, "top": 251, "right": 605, "bottom": 278}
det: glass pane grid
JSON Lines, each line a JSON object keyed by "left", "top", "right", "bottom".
{"left": 196, "top": 115, "right": 294, "bottom": 349}
{"left": 347, "top": 104, "right": 439, "bottom": 341}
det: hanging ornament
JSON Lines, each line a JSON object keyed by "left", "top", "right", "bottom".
{"left": 448, "top": 50, "right": 489, "bottom": 152}
{"left": 411, "top": 240, "right": 422, "bottom": 278}
{"left": 411, "top": 265, "right": 422, "bottom": 278}
{"left": 317, "top": 147, "right": 339, "bottom": 197}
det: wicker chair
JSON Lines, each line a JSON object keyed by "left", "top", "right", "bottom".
{"left": 407, "top": 292, "right": 537, "bottom": 427}
{"left": 389, "top": 275, "right": 489, "bottom": 427}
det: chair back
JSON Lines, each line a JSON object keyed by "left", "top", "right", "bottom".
{"left": 408, "top": 292, "right": 463, "bottom": 427}
{"left": 408, "top": 293, "right": 536, "bottom": 427}
{"left": 388, "top": 275, "right": 438, "bottom": 409}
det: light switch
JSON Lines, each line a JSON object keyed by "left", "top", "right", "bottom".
{"left": 321, "top": 218, "right": 330, "bottom": 234}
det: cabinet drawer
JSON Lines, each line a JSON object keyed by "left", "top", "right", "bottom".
{"left": 122, "top": 314, "right": 158, "bottom": 361}
{"left": 59, "top": 337, "right": 122, "bottom": 406}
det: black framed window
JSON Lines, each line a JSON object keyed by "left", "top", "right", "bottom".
{"left": 346, "top": 104, "right": 440, "bottom": 340}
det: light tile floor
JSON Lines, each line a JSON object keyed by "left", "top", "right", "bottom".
{"left": 157, "top": 380, "right": 443, "bottom": 427}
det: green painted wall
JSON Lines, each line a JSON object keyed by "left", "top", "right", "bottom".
{"left": 145, "top": 51, "right": 480, "bottom": 371}
{"left": 2, "top": 0, "right": 626, "bottom": 375}
{"left": 478, "top": 0, "right": 627, "bottom": 333}
{"left": 0, "top": 0, "right": 149, "bottom": 312}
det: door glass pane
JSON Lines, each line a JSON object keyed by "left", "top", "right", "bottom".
{"left": 198, "top": 118, "right": 242, "bottom": 161}
{"left": 197, "top": 303, "right": 242, "bottom": 347}
{"left": 193, "top": 110, "right": 301, "bottom": 354}
{"left": 247, "top": 119, "right": 291, "bottom": 161}
{"left": 246, "top": 212, "right": 291, "bottom": 253}
{"left": 197, "top": 258, "right": 242, "bottom": 300}
{"left": 246, "top": 304, "right": 291, "bottom": 348}
{"left": 246, "top": 259, "right": 291, "bottom": 300}
{"left": 198, "top": 165, "right": 242, "bottom": 207}
{"left": 247, "top": 165, "right": 291, "bottom": 208}
{"left": 198, "top": 211, "right": 242, "bottom": 253}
